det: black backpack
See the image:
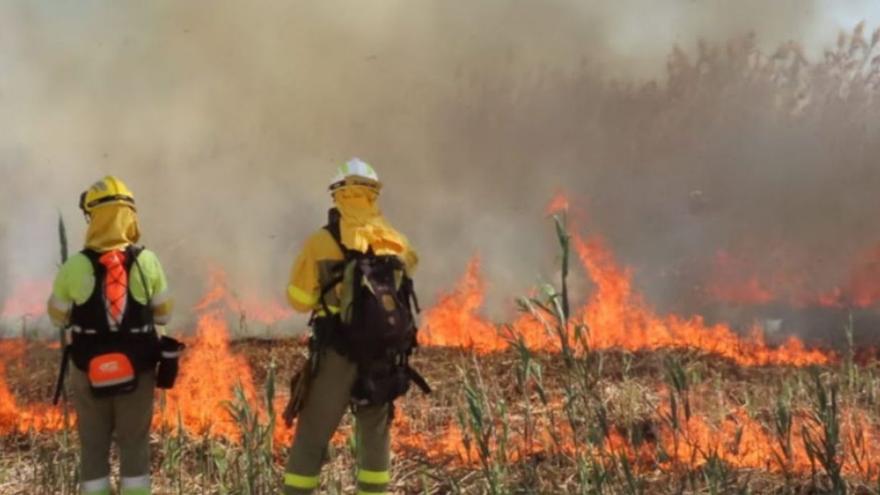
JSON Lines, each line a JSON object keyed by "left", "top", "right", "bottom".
{"left": 316, "top": 209, "right": 430, "bottom": 408}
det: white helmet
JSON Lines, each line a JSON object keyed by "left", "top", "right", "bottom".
{"left": 329, "top": 157, "right": 381, "bottom": 192}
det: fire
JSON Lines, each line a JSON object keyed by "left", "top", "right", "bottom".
{"left": 1, "top": 196, "right": 877, "bottom": 481}
{"left": 572, "top": 234, "right": 830, "bottom": 366}
{"left": 1, "top": 280, "right": 51, "bottom": 320}
{"left": 629, "top": 386, "right": 880, "bottom": 476}
{"left": 706, "top": 243, "right": 880, "bottom": 310}
{"left": 157, "top": 311, "right": 259, "bottom": 439}
{"left": 0, "top": 341, "right": 23, "bottom": 434}
{"left": 158, "top": 270, "right": 292, "bottom": 444}
{"left": 422, "top": 233, "right": 830, "bottom": 367}
{"left": 392, "top": 385, "right": 880, "bottom": 477}
{"left": 420, "top": 258, "right": 501, "bottom": 352}
{"left": 0, "top": 340, "right": 66, "bottom": 435}
{"left": 238, "top": 297, "right": 294, "bottom": 326}
{"left": 0, "top": 270, "right": 294, "bottom": 443}
{"left": 706, "top": 250, "right": 775, "bottom": 305}
{"left": 544, "top": 191, "right": 570, "bottom": 216}
{"left": 838, "top": 244, "right": 880, "bottom": 309}
{"left": 194, "top": 268, "right": 293, "bottom": 326}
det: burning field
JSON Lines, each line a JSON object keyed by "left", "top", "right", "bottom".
{"left": 1, "top": 207, "right": 879, "bottom": 495}
{"left": 3, "top": 7, "right": 880, "bottom": 494}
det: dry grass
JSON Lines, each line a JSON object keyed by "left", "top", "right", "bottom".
{"left": 3, "top": 340, "right": 880, "bottom": 494}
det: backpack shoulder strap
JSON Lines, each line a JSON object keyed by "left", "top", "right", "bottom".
{"left": 80, "top": 248, "right": 100, "bottom": 265}
{"left": 315, "top": 209, "right": 348, "bottom": 318}
{"left": 127, "top": 245, "right": 155, "bottom": 317}
{"left": 125, "top": 245, "right": 145, "bottom": 269}
{"left": 323, "top": 208, "right": 348, "bottom": 256}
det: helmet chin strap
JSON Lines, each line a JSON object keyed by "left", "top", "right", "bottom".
{"left": 79, "top": 191, "right": 91, "bottom": 223}
{"left": 79, "top": 191, "right": 88, "bottom": 213}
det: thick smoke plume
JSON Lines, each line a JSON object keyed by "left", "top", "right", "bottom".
{"left": 1, "top": 1, "right": 879, "bottom": 332}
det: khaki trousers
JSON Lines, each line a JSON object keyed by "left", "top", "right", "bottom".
{"left": 284, "top": 349, "right": 391, "bottom": 495}
{"left": 70, "top": 366, "right": 154, "bottom": 495}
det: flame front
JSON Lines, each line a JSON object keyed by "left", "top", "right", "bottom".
{"left": 156, "top": 270, "right": 292, "bottom": 445}
{"left": 422, "top": 232, "right": 830, "bottom": 367}
{"left": 706, "top": 243, "right": 880, "bottom": 309}
{"left": 2, "top": 200, "right": 878, "bottom": 481}
{"left": 157, "top": 311, "right": 258, "bottom": 440}
{"left": 573, "top": 234, "right": 830, "bottom": 366}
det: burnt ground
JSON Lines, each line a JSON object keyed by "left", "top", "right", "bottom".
{"left": 2, "top": 338, "right": 880, "bottom": 494}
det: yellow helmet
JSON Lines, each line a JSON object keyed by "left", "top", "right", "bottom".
{"left": 79, "top": 176, "right": 136, "bottom": 215}
{"left": 329, "top": 158, "right": 382, "bottom": 192}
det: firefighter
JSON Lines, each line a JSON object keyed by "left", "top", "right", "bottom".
{"left": 282, "top": 158, "right": 424, "bottom": 495}
{"left": 47, "top": 176, "right": 175, "bottom": 495}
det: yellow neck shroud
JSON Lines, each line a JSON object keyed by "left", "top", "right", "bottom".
{"left": 333, "top": 186, "right": 406, "bottom": 256}
{"left": 85, "top": 204, "right": 141, "bottom": 252}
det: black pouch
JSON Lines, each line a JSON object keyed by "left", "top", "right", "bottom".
{"left": 156, "top": 336, "right": 185, "bottom": 389}
{"left": 352, "top": 362, "right": 411, "bottom": 406}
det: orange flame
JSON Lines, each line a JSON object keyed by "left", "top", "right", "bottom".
{"left": 0, "top": 343, "right": 21, "bottom": 434}
{"left": 840, "top": 244, "right": 880, "bottom": 308}
{"left": 545, "top": 191, "right": 570, "bottom": 216}
{"left": 194, "top": 268, "right": 293, "bottom": 326}
{"left": 1, "top": 280, "right": 51, "bottom": 319}
{"left": 706, "top": 250, "right": 775, "bottom": 305}
{"left": 422, "top": 233, "right": 830, "bottom": 366}
{"left": 394, "top": 386, "right": 880, "bottom": 476}
{"left": 158, "top": 270, "right": 292, "bottom": 444}
{"left": 157, "top": 312, "right": 258, "bottom": 440}
{"left": 707, "top": 244, "right": 880, "bottom": 310}
{"left": 420, "top": 258, "right": 502, "bottom": 352}
{"left": 2, "top": 195, "right": 875, "bottom": 476}
{"left": 0, "top": 340, "right": 66, "bottom": 434}
{"left": 573, "top": 234, "right": 830, "bottom": 366}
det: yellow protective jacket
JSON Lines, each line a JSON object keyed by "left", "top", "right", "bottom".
{"left": 286, "top": 226, "right": 418, "bottom": 315}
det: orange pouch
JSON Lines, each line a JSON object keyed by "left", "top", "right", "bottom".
{"left": 87, "top": 352, "right": 138, "bottom": 397}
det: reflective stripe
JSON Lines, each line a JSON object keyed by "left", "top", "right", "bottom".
{"left": 150, "top": 289, "right": 171, "bottom": 307}
{"left": 153, "top": 310, "right": 172, "bottom": 326}
{"left": 315, "top": 305, "right": 340, "bottom": 317}
{"left": 91, "top": 376, "right": 134, "bottom": 387}
{"left": 161, "top": 350, "right": 182, "bottom": 359}
{"left": 151, "top": 290, "right": 173, "bottom": 326}
{"left": 284, "top": 472, "right": 319, "bottom": 489}
{"left": 48, "top": 295, "right": 72, "bottom": 326}
{"left": 288, "top": 285, "right": 318, "bottom": 307}
{"left": 120, "top": 474, "right": 150, "bottom": 494}
{"left": 121, "top": 474, "right": 151, "bottom": 488}
{"left": 48, "top": 304, "right": 69, "bottom": 327}
{"left": 81, "top": 476, "right": 111, "bottom": 494}
{"left": 74, "top": 325, "right": 152, "bottom": 334}
{"left": 49, "top": 294, "right": 72, "bottom": 313}
{"left": 357, "top": 469, "right": 390, "bottom": 484}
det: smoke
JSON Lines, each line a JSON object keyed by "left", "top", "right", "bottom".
{"left": 1, "top": 1, "right": 878, "bottom": 329}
